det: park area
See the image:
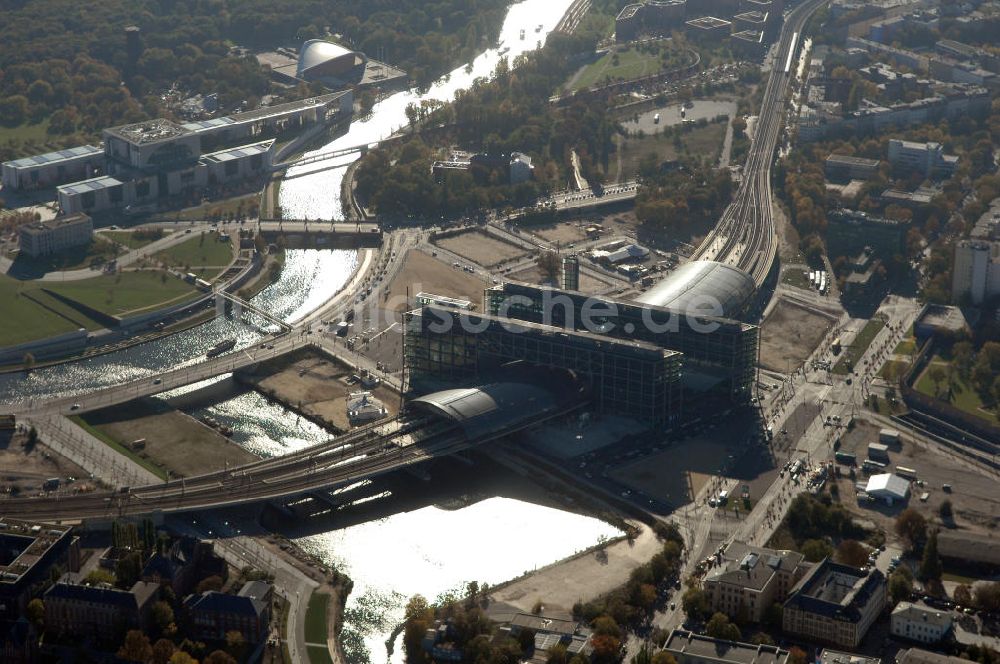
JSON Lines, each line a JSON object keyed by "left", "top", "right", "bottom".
{"left": 914, "top": 354, "right": 998, "bottom": 425}
{"left": 569, "top": 41, "right": 692, "bottom": 91}
{"left": 154, "top": 231, "right": 235, "bottom": 274}
{"left": 612, "top": 121, "right": 727, "bottom": 182}
{"left": 43, "top": 270, "right": 199, "bottom": 317}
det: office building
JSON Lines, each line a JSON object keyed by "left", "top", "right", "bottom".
{"left": 616, "top": 4, "right": 646, "bottom": 42}
{"left": 18, "top": 213, "right": 94, "bottom": 258}
{"left": 896, "top": 649, "right": 966, "bottom": 664}
{"left": 819, "top": 650, "right": 881, "bottom": 664}
{"left": 825, "top": 154, "right": 881, "bottom": 182}
{"left": 952, "top": 240, "right": 1000, "bottom": 305}
{"left": 826, "top": 209, "right": 907, "bottom": 258}
{"left": 703, "top": 542, "right": 808, "bottom": 622}
{"left": 783, "top": 559, "right": 886, "bottom": 648}
{"left": 887, "top": 139, "right": 958, "bottom": 179}
{"left": 0, "top": 520, "right": 74, "bottom": 619}
{"left": 662, "top": 629, "right": 790, "bottom": 664}
{"left": 1, "top": 145, "right": 104, "bottom": 191}
{"left": 686, "top": 16, "right": 734, "bottom": 41}
{"left": 891, "top": 602, "right": 952, "bottom": 644}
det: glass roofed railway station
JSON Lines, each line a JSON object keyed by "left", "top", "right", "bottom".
{"left": 404, "top": 260, "right": 760, "bottom": 430}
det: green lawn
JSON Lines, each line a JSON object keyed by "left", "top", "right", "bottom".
{"left": 914, "top": 355, "right": 998, "bottom": 425}
{"left": 307, "top": 646, "right": 334, "bottom": 664}
{"left": 782, "top": 268, "right": 811, "bottom": 290}
{"left": 878, "top": 359, "right": 909, "bottom": 382}
{"left": 833, "top": 317, "right": 885, "bottom": 375}
{"left": 69, "top": 415, "right": 169, "bottom": 481}
{"left": 615, "top": 122, "right": 726, "bottom": 180}
{"left": 155, "top": 232, "right": 235, "bottom": 270}
{"left": 0, "top": 275, "right": 83, "bottom": 346}
{"left": 894, "top": 338, "right": 916, "bottom": 355}
{"left": 305, "top": 591, "right": 330, "bottom": 645}
{"left": 44, "top": 270, "right": 199, "bottom": 316}
{"left": 103, "top": 229, "right": 168, "bottom": 250}
{"left": 0, "top": 119, "right": 52, "bottom": 144}
{"left": 572, "top": 41, "right": 689, "bottom": 90}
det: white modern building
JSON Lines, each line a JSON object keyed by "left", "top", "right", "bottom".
{"left": 865, "top": 473, "right": 910, "bottom": 505}
{"left": 891, "top": 602, "right": 952, "bottom": 644}
{"left": 1, "top": 145, "right": 104, "bottom": 191}
{"left": 952, "top": 240, "right": 1000, "bottom": 305}
{"left": 510, "top": 152, "right": 534, "bottom": 184}
{"left": 18, "top": 213, "right": 94, "bottom": 257}
{"left": 887, "top": 139, "right": 958, "bottom": 179}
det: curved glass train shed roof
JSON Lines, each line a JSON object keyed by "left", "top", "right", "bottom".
{"left": 410, "top": 382, "right": 569, "bottom": 439}
{"left": 633, "top": 260, "right": 755, "bottom": 320}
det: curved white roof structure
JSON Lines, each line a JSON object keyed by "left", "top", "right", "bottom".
{"left": 296, "top": 40, "right": 367, "bottom": 82}
{"left": 634, "top": 260, "right": 755, "bottom": 320}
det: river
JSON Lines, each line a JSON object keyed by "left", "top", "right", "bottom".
{"left": 2, "top": 2, "right": 622, "bottom": 663}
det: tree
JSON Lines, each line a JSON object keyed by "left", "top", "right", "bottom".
{"left": 889, "top": 568, "right": 914, "bottom": 604}
{"left": 116, "top": 551, "right": 143, "bottom": 589}
{"left": 920, "top": 530, "right": 942, "bottom": 581}
{"left": 204, "top": 651, "right": 237, "bottom": 664}
{"left": 788, "top": 647, "right": 808, "bottom": 664}
{"left": 591, "top": 616, "right": 621, "bottom": 639}
{"left": 681, "top": 587, "right": 709, "bottom": 620}
{"left": 84, "top": 568, "right": 116, "bottom": 585}
{"left": 225, "top": 630, "right": 246, "bottom": 661}
{"left": 153, "top": 639, "right": 177, "bottom": 664}
{"left": 548, "top": 643, "right": 569, "bottom": 664}
{"left": 751, "top": 632, "right": 775, "bottom": 645}
{"left": 953, "top": 584, "right": 973, "bottom": 608}
{"left": 929, "top": 366, "right": 947, "bottom": 397}
{"left": 939, "top": 500, "right": 953, "bottom": 520}
{"left": 151, "top": 600, "right": 176, "bottom": 637}
{"left": 170, "top": 653, "right": 198, "bottom": 664}
{"left": 118, "top": 630, "right": 153, "bottom": 662}
{"left": 651, "top": 653, "right": 677, "bottom": 664}
{"left": 895, "top": 509, "right": 928, "bottom": 550}
{"left": 26, "top": 598, "right": 44, "bottom": 630}
{"left": 22, "top": 352, "right": 35, "bottom": 372}
{"left": 590, "top": 634, "right": 622, "bottom": 664}
{"left": 835, "top": 540, "right": 868, "bottom": 568}
{"left": 801, "top": 538, "right": 834, "bottom": 562}
{"left": 973, "top": 582, "right": 1000, "bottom": 612}
{"left": 537, "top": 251, "right": 561, "bottom": 282}
{"left": 705, "top": 613, "right": 741, "bottom": 641}
{"left": 197, "top": 575, "right": 224, "bottom": 593}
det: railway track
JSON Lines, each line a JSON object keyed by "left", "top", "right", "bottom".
{"left": 691, "top": 0, "right": 828, "bottom": 289}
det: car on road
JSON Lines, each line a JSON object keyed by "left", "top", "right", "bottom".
{"left": 70, "top": 404, "right": 80, "bottom": 410}
{"left": 153, "top": 378, "right": 162, "bottom": 385}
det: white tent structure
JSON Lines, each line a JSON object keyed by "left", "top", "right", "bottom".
{"left": 866, "top": 473, "right": 910, "bottom": 505}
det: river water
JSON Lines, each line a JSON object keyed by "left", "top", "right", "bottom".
{"left": 2, "top": 2, "right": 622, "bottom": 662}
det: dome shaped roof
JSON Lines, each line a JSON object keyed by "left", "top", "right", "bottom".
{"left": 633, "top": 260, "right": 755, "bottom": 319}
{"left": 297, "top": 40, "right": 360, "bottom": 78}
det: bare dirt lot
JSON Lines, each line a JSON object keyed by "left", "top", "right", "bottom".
{"left": 434, "top": 230, "right": 528, "bottom": 268}
{"left": 0, "top": 431, "right": 91, "bottom": 497}
{"left": 84, "top": 399, "right": 258, "bottom": 478}
{"left": 835, "top": 418, "right": 1000, "bottom": 534}
{"left": 508, "top": 264, "right": 612, "bottom": 295}
{"left": 759, "top": 298, "right": 836, "bottom": 372}
{"left": 533, "top": 222, "right": 590, "bottom": 245}
{"left": 382, "top": 249, "right": 486, "bottom": 312}
{"left": 247, "top": 350, "right": 400, "bottom": 433}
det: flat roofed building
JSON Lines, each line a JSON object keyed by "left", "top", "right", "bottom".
{"left": 825, "top": 154, "right": 881, "bottom": 182}
{"left": 891, "top": 602, "right": 952, "bottom": 643}
{"left": 887, "top": 139, "right": 958, "bottom": 179}
{"left": 1, "top": 145, "right": 104, "bottom": 191}
{"left": 485, "top": 281, "right": 758, "bottom": 409}
{"left": 405, "top": 304, "right": 682, "bottom": 428}
{"left": 616, "top": 3, "right": 646, "bottom": 42}
{"left": 0, "top": 519, "right": 74, "bottom": 619}
{"left": 685, "top": 16, "right": 733, "bottom": 41}
{"left": 826, "top": 209, "right": 907, "bottom": 258}
{"left": 703, "top": 542, "right": 808, "bottom": 622}
{"left": 200, "top": 138, "right": 274, "bottom": 183}
{"left": 103, "top": 118, "right": 201, "bottom": 173}
{"left": 662, "top": 629, "right": 790, "bottom": 664}
{"left": 56, "top": 175, "right": 126, "bottom": 215}
{"left": 896, "top": 649, "right": 966, "bottom": 664}
{"left": 819, "top": 650, "right": 881, "bottom": 664}
{"left": 865, "top": 473, "right": 910, "bottom": 505}
{"left": 782, "top": 559, "right": 887, "bottom": 648}
{"left": 18, "top": 213, "right": 94, "bottom": 258}
{"left": 952, "top": 240, "right": 1000, "bottom": 305}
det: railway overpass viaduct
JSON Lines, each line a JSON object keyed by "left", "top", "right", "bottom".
{"left": 3, "top": 376, "right": 588, "bottom": 523}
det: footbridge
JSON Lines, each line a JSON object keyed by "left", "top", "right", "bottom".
{"left": 214, "top": 289, "right": 292, "bottom": 333}
{"left": 2, "top": 379, "right": 589, "bottom": 522}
